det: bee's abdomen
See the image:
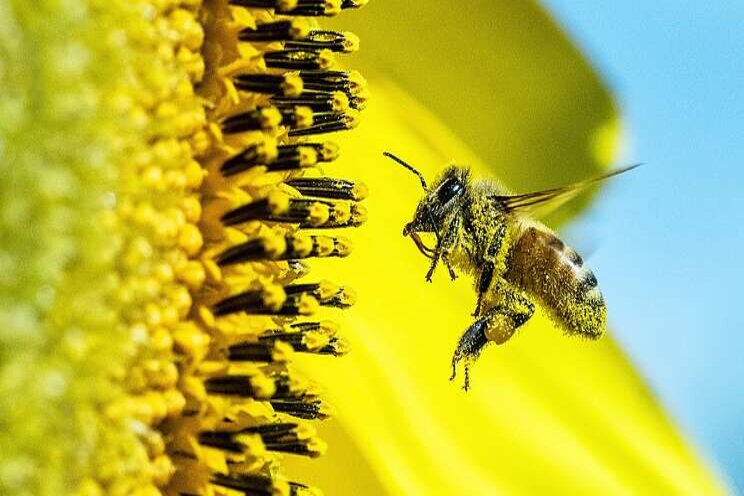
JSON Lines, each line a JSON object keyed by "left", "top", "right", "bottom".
{"left": 504, "top": 227, "right": 606, "bottom": 338}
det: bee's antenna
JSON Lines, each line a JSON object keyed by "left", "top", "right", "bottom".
{"left": 383, "top": 152, "right": 429, "bottom": 191}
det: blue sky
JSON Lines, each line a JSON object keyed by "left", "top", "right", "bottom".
{"left": 541, "top": 1, "right": 744, "bottom": 491}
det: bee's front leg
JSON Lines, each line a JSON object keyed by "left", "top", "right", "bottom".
{"left": 425, "top": 218, "right": 460, "bottom": 282}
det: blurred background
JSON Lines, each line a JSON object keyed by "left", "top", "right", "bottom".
{"left": 541, "top": 1, "right": 744, "bottom": 491}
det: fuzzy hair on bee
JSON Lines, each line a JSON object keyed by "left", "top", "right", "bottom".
{"left": 384, "top": 152, "right": 638, "bottom": 391}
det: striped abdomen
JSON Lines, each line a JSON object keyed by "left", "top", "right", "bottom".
{"left": 504, "top": 226, "right": 606, "bottom": 338}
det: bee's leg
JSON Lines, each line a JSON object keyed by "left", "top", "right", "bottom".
{"left": 426, "top": 217, "right": 460, "bottom": 282}
{"left": 473, "top": 227, "right": 505, "bottom": 316}
{"left": 473, "top": 261, "right": 495, "bottom": 316}
{"left": 442, "top": 252, "right": 458, "bottom": 280}
{"left": 451, "top": 290, "right": 535, "bottom": 390}
{"left": 450, "top": 317, "right": 489, "bottom": 391}
{"left": 424, "top": 253, "right": 440, "bottom": 282}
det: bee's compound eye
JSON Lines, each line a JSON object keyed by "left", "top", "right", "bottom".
{"left": 436, "top": 177, "right": 464, "bottom": 204}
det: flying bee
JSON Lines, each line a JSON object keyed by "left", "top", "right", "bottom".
{"left": 384, "top": 152, "right": 638, "bottom": 390}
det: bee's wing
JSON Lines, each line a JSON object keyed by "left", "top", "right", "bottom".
{"left": 492, "top": 164, "right": 640, "bottom": 218}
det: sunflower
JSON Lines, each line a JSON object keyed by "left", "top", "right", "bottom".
{"left": 0, "top": 1, "right": 726, "bottom": 495}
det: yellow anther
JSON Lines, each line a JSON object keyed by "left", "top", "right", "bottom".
{"left": 298, "top": 146, "right": 318, "bottom": 167}
{"left": 318, "top": 320, "right": 339, "bottom": 335}
{"left": 303, "top": 331, "right": 330, "bottom": 351}
{"left": 282, "top": 72, "right": 304, "bottom": 97}
{"left": 352, "top": 203, "right": 368, "bottom": 224}
{"left": 268, "top": 191, "right": 291, "bottom": 215}
{"left": 335, "top": 237, "right": 353, "bottom": 257}
{"left": 331, "top": 202, "right": 351, "bottom": 224}
{"left": 271, "top": 341, "right": 294, "bottom": 363}
{"left": 295, "top": 424, "right": 316, "bottom": 441}
{"left": 287, "top": 374, "right": 309, "bottom": 394}
{"left": 262, "top": 284, "right": 286, "bottom": 312}
{"left": 307, "top": 437, "right": 328, "bottom": 457}
{"left": 291, "top": 233, "right": 313, "bottom": 257}
{"left": 295, "top": 106, "right": 314, "bottom": 129}
{"left": 298, "top": 294, "right": 319, "bottom": 315}
{"left": 352, "top": 88, "right": 369, "bottom": 110}
{"left": 307, "top": 202, "right": 330, "bottom": 226}
{"left": 347, "top": 70, "right": 367, "bottom": 92}
{"left": 331, "top": 91, "right": 349, "bottom": 113}
{"left": 317, "top": 280, "right": 339, "bottom": 300}
{"left": 318, "top": 49, "right": 335, "bottom": 70}
{"left": 234, "top": 433, "right": 267, "bottom": 457}
{"left": 318, "top": 142, "right": 338, "bottom": 162}
{"left": 260, "top": 106, "right": 282, "bottom": 131}
{"left": 262, "top": 233, "right": 287, "bottom": 258}
{"left": 344, "top": 109, "right": 361, "bottom": 129}
{"left": 289, "top": 19, "right": 311, "bottom": 40}
{"left": 278, "top": 0, "right": 298, "bottom": 11}
{"left": 324, "top": 0, "right": 342, "bottom": 15}
{"left": 179, "top": 223, "right": 203, "bottom": 256}
{"left": 332, "top": 337, "right": 352, "bottom": 356}
{"left": 315, "top": 236, "right": 334, "bottom": 257}
{"left": 352, "top": 182, "right": 368, "bottom": 200}
{"left": 249, "top": 374, "right": 277, "bottom": 399}
{"left": 342, "top": 31, "right": 360, "bottom": 53}
{"left": 337, "top": 287, "right": 357, "bottom": 306}
{"left": 317, "top": 401, "right": 334, "bottom": 419}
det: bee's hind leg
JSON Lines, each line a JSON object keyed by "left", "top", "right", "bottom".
{"left": 451, "top": 292, "right": 535, "bottom": 391}
{"left": 450, "top": 317, "right": 489, "bottom": 391}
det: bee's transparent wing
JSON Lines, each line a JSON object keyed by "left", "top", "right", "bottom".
{"left": 492, "top": 164, "right": 640, "bottom": 218}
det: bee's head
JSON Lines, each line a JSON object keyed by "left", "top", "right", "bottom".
{"left": 405, "top": 165, "right": 469, "bottom": 235}
{"left": 383, "top": 152, "right": 469, "bottom": 238}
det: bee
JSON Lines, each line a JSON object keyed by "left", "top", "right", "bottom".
{"left": 384, "top": 152, "right": 638, "bottom": 390}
